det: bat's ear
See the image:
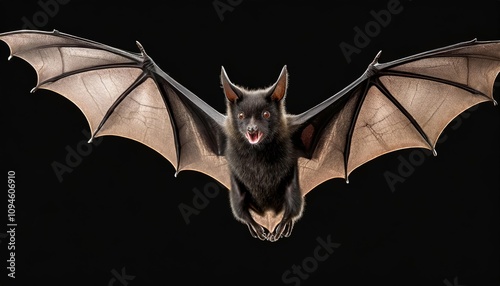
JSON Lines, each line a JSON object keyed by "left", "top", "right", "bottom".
{"left": 220, "top": 66, "right": 240, "bottom": 103}
{"left": 269, "top": 65, "right": 288, "bottom": 102}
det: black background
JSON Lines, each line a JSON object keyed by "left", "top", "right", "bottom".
{"left": 0, "top": 1, "right": 499, "bottom": 285}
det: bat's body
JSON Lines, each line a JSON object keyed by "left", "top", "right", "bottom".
{"left": 0, "top": 30, "right": 499, "bottom": 241}
{"left": 222, "top": 67, "right": 304, "bottom": 241}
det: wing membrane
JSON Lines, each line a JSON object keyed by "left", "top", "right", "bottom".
{"left": 0, "top": 30, "right": 230, "bottom": 188}
{"left": 294, "top": 40, "right": 500, "bottom": 195}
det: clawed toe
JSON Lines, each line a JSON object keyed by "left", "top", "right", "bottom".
{"left": 247, "top": 223, "right": 269, "bottom": 241}
{"left": 267, "top": 220, "right": 294, "bottom": 242}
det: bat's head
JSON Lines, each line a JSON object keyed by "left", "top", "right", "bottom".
{"left": 221, "top": 65, "right": 288, "bottom": 146}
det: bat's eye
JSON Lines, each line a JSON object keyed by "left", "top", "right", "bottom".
{"left": 262, "top": 111, "right": 271, "bottom": 119}
{"left": 238, "top": 112, "right": 245, "bottom": 120}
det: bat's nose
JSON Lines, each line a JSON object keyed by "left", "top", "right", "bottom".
{"left": 247, "top": 125, "right": 258, "bottom": 133}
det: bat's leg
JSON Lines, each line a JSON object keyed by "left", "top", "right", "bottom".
{"left": 229, "top": 175, "right": 269, "bottom": 240}
{"left": 268, "top": 166, "right": 303, "bottom": 242}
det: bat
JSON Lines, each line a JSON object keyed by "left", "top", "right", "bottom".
{"left": 0, "top": 30, "right": 498, "bottom": 242}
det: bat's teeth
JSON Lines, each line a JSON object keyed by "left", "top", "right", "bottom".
{"left": 432, "top": 149, "right": 437, "bottom": 156}
{"left": 87, "top": 137, "right": 93, "bottom": 144}
{"left": 7, "top": 55, "right": 12, "bottom": 61}
{"left": 174, "top": 171, "right": 179, "bottom": 178}
{"left": 493, "top": 99, "right": 498, "bottom": 106}
{"left": 30, "top": 87, "right": 38, "bottom": 93}
{"left": 345, "top": 177, "right": 349, "bottom": 184}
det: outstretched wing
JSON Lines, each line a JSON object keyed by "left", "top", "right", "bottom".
{"left": 0, "top": 29, "right": 230, "bottom": 188}
{"left": 291, "top": 39, "right": 500, "bottom": 196}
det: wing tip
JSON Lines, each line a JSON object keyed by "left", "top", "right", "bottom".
{"left": 87, "top": 131, "right": 97, "bottom": 143}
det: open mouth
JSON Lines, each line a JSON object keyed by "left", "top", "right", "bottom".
{"left": 245, "top": 131, "right": 263, "bottom": 144}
